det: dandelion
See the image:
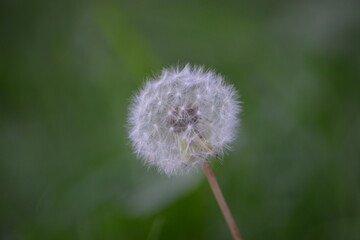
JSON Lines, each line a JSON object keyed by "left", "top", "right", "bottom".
{"left": 128, "top": 64, "right": 240, "bottom": 175}
{"left": 128, "top": 64, "right": 243, "bottom": 239}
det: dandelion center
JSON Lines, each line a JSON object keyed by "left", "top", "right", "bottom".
{"left": 166, "top": 105, "right": 200, "bottom": 133}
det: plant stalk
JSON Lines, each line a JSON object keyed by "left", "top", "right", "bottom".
{"left": 203, "top": 160, "right": 242, "bottom": 240}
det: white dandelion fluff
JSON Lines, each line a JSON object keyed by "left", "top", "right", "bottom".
{"left": 128, "top": 64, "right": 241, "bottom": 176}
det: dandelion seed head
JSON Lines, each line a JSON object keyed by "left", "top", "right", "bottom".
{"left": 128, "top": 64, "right": 241, "bottom": 176}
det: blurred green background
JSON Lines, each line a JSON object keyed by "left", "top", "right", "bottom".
{"left": 1, "top": 0, "right": 360, "bottom": 239}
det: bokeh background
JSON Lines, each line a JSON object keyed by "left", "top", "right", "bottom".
{"left": 1, "top": 0, "right": 360, "bottom": 239}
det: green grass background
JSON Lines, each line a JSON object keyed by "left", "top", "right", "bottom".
{"left": 1, "top": 0, "right": 359, "bottom": 239}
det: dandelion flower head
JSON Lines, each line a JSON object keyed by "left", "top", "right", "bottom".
{"left": 128, "top": 65, "right": 241, "bottom": 176}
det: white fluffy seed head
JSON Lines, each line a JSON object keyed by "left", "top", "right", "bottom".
{"left": 128, "top": 64, "right": 241, "bottom": 176}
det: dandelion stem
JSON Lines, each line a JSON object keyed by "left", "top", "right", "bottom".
{"left": 203, "top": 160, "right": 242, "bottom": 240}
